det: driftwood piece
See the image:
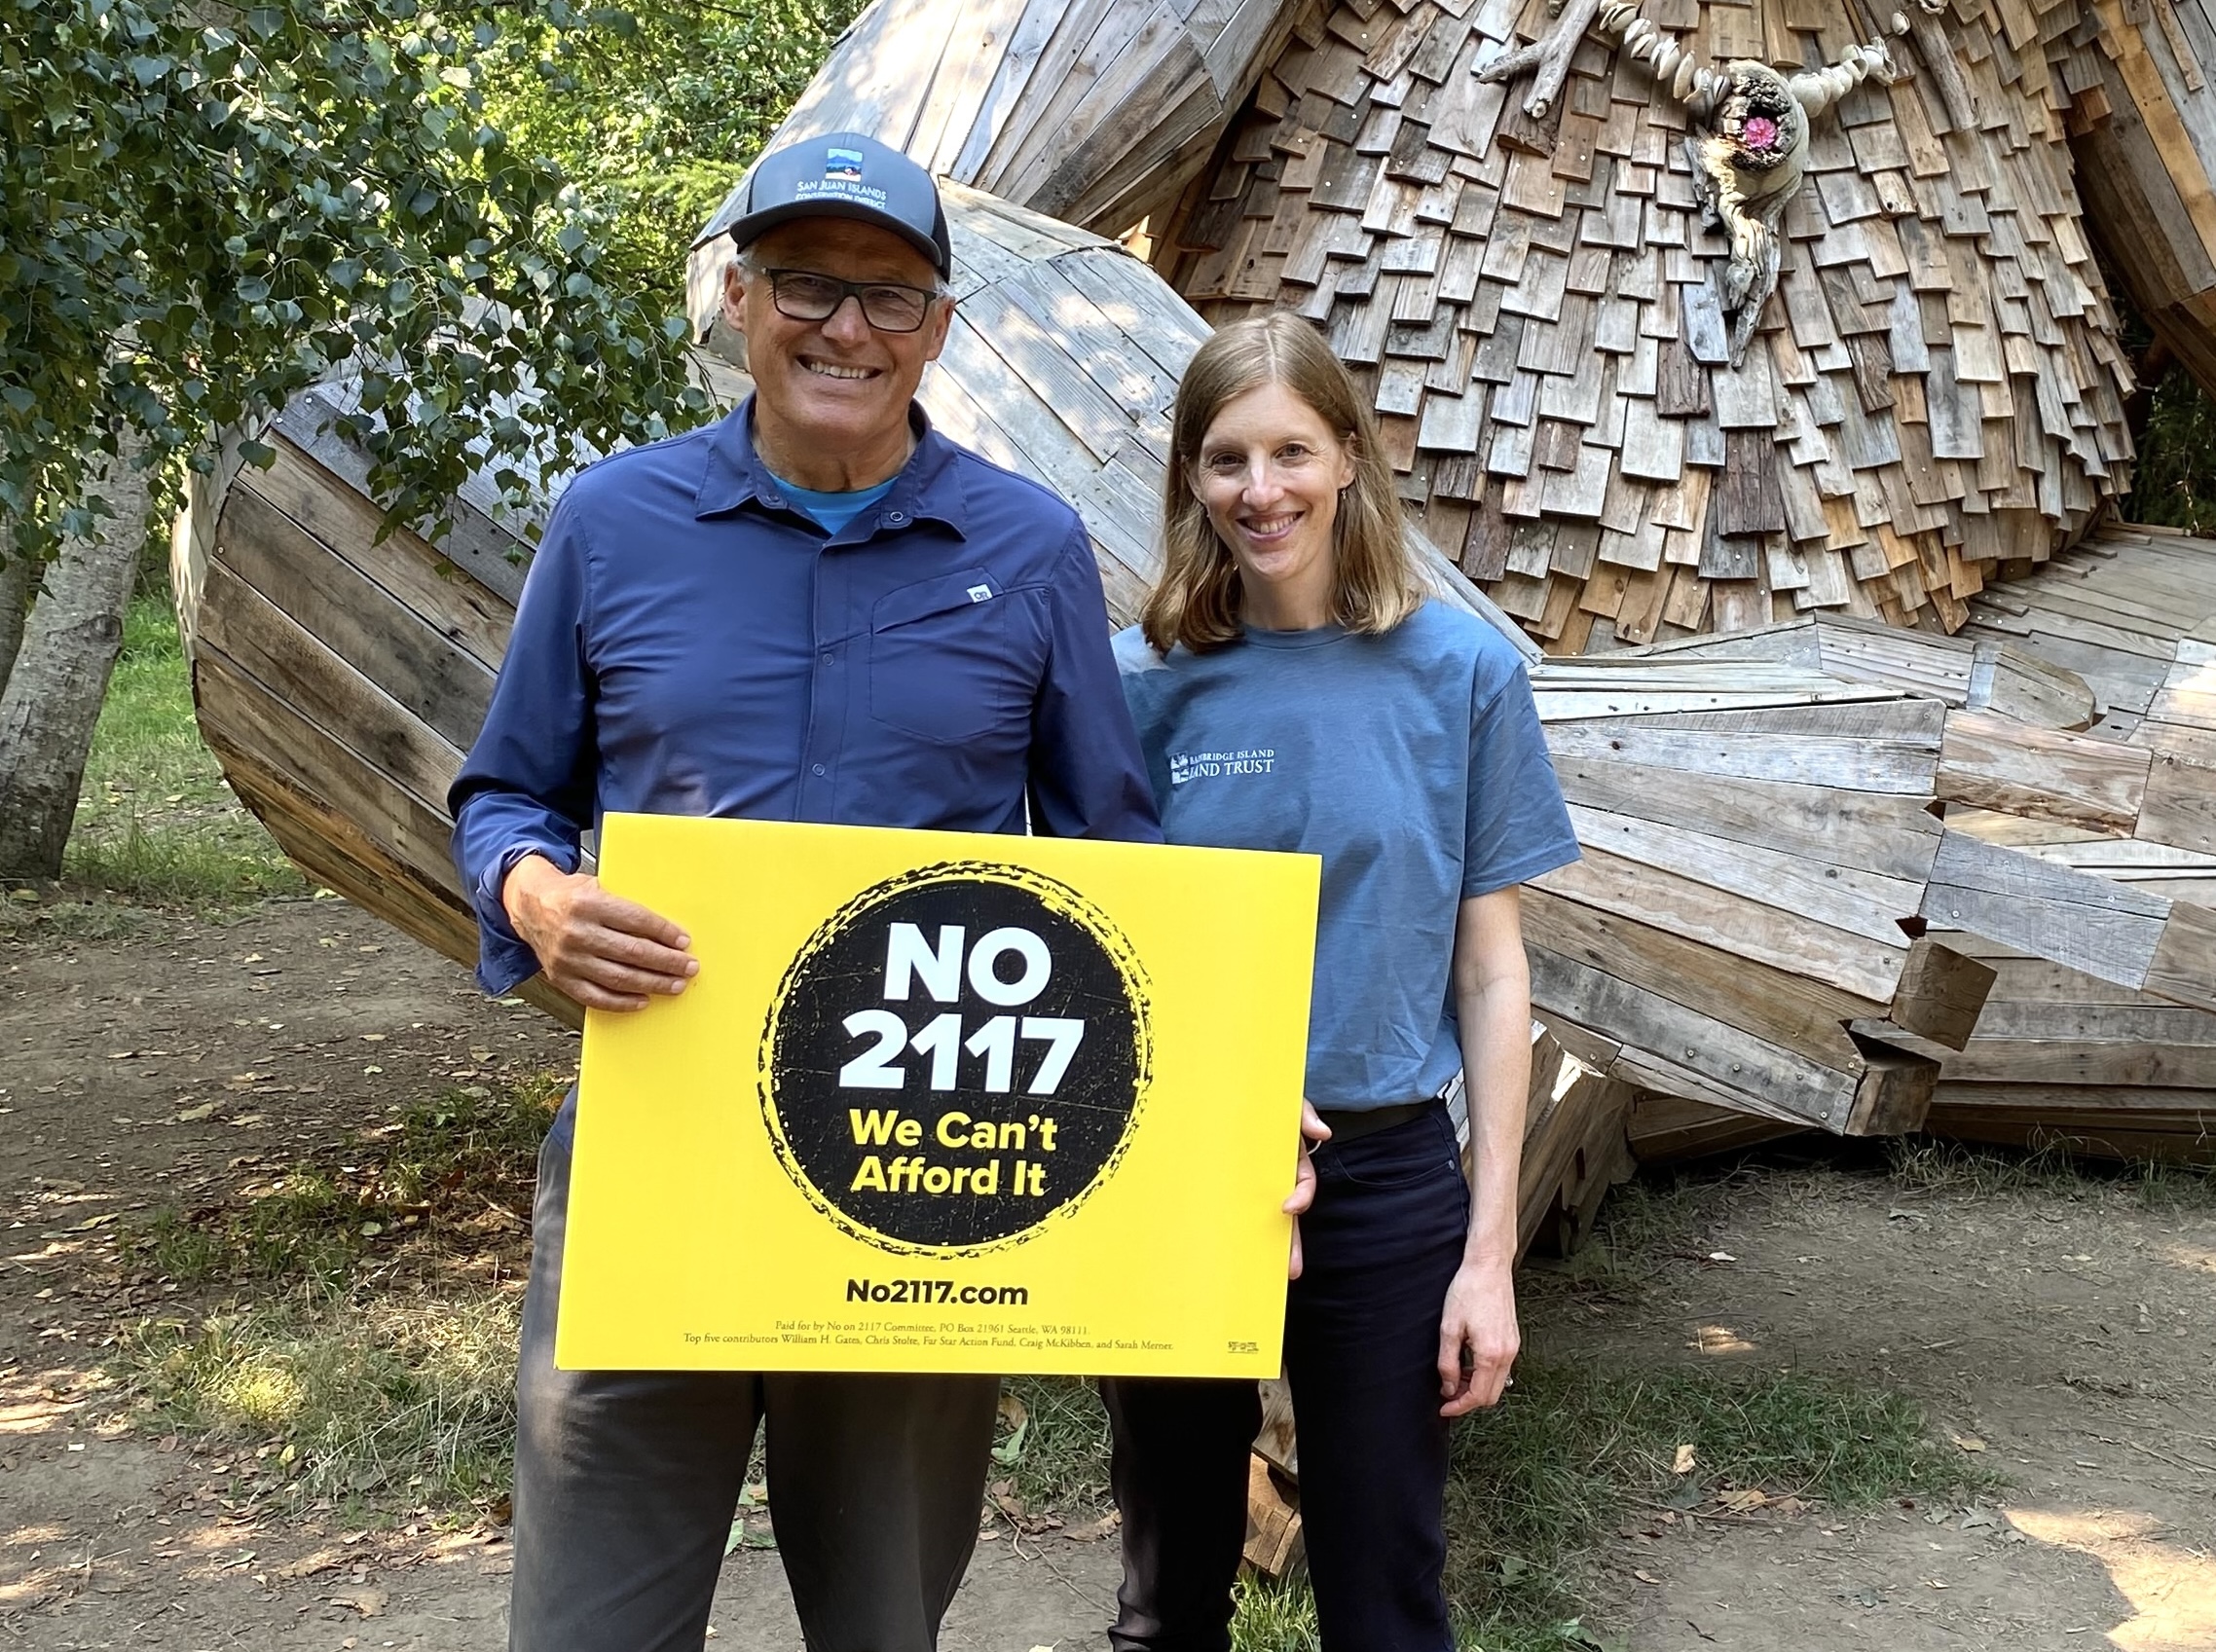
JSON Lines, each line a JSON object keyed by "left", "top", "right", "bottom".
{"left": 1474, "top": 0, "right": 1605, "bottom": 124}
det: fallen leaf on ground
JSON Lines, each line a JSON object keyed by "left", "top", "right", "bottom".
{"left": 1672, "top": 1445, "right": 1697, "bottom": 1475}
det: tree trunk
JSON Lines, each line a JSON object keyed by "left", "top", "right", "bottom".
{"left": 0, "top": 427, "right": 154, "bottom": 879}
{"left": 0, "top": 518, "right": 27, "bottom": 696}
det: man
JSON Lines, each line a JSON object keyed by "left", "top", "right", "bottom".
{"left": 449, "top": 129, "right": 1158, "bottom": 1652}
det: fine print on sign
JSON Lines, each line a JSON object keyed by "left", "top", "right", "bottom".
{"left": 556, "top": 816, "right": 1319, "bottom": 1378}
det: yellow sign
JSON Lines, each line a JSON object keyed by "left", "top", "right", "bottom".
{"left": 557, "top": 815, "right": 1320, "bottom": 1378}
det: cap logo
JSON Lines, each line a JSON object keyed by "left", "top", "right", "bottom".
{"left": 824, "top": 147, "right": 865, "bottom": 183}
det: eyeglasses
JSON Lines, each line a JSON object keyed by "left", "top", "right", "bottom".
{"left": 752, "top": 266, "right": 940, "bottom": 334}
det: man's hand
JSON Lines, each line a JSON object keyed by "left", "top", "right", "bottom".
{"left": 1437, "top": 1258, "right": 1519, "bottom": 1416}
{"left": 501, "top": 853, "right": 697, "bottom": 1011}
{"left": 1283, "top": 1101, "right": 1332, "bottom": 1280}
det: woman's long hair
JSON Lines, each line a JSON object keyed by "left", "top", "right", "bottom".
{"left": 1141, "top": 311, "right": 1422, "bottom": 654}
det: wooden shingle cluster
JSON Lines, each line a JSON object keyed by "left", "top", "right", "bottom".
{"left": 1159, "top": 0, "right": 2138, "bottom": 650}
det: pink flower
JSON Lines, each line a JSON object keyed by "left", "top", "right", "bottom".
{"left": 1743, "top": 115, "right": 1779, "bottom": 151}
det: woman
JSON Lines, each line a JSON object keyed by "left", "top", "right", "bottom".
{"left": 1101, "top": 312, "right": 1579, "bottom": 1651}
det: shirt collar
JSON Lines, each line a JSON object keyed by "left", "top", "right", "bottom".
{"left": 693, "top": 395, "right": 968, "bottom": 539}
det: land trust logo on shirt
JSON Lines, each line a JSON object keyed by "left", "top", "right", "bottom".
{"left": 760, "top": 863, "right": 1152, "bottom": 1255}
{"left": 1166, "top": 748, "right": 1277, "bottom": 786}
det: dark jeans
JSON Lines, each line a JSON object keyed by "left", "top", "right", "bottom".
{"left": 508, "top": 1094, "right": 1000, "bottom": 1652}
{"left": 1103, "top": 1102, "right": 1471, "bottom": 1652}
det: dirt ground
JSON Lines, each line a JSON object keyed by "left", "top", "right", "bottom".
{"left": 4, "top": 898, "right": 2214, "bottom": 1650}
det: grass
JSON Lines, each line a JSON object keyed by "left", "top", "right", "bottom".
{"left": 54, "top": 592, "right": 302, "bottom": 908}
{"left": 123, "top": 1073, "right": 563, "bottom": 1288}
{"left": 1437, "top": 1358, "right": 1998, "bottom": 1650}
{"left": 1888, "top": 1133, "right": 2216, "bottom": 1212}
{"left": 108, "top": 1074, "right": 564, "bottom": 1518}
{"left": 1203, "top": 1357, "right": 1998, "bottom": 1652}
{"left": 986, "top": 1337, "right": 1992, "bottom": 1652}
{"left": 1232, "top": 1573, "right": 1323, "bottom": 1651}
{"left": 113, "top": 1287, "right": 521, "bottom": 1511}
{"left": 994, "top": 1375, "right": 1114, "bottom": 1511}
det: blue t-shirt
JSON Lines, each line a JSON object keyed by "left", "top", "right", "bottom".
{"left": 1114, "top": 602, "right": 1578, "bottom": 1109}
{"left": 782, "top": 476, "right": 896, "bottom": 536}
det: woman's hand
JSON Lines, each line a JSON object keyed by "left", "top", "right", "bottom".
{"left": 1283, "top": 1101, "right": 1332, "bottom": 1280}
{"left": 1437, "top": 1257, "right": 1519, "bottom": 1416}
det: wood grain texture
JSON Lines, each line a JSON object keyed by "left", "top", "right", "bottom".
{"left": 1164, "top": 0, "right": 2145, "bottom": 646}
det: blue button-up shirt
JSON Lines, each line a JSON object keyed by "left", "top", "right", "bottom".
{"left": 450, "top": 398, "right": 1161, "bottom": 995}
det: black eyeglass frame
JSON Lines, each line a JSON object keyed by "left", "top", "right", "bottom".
{"left": 748, "top": 265, "right": 943, "bottom": 334}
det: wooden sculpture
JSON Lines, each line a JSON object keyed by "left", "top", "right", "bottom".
{"left": 1480, "top": 0, "right": 1913, "bottom": 363}
{"left": 171, "top": 0, "right": 2216, "bottom": 1196}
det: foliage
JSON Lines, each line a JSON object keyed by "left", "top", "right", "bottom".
{"left": 478, "top": 0, "right": 866, "bottom": 305}
{"left": 2124, "top": 364, "right": 2216, "bottom": 535}
{"left": 0, "top": 0, "right": 717, "bottom": 563}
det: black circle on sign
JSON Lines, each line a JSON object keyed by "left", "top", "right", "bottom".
{"left": 760, "top": 862, "right": 1152, "bottom": 1256}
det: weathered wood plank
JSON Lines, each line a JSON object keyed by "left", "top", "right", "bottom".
{"left": 247, "top": 441, "right": 516, "bottom": 671}
{"left": 1522, "top": 885, "right": 1882, "bottom": 1070}
{"left": 1526, "top": 943, "right": 1863, "bottom": 1130}
{"left": 1563, "top": 802, "right": 1924, "bottom": 951}
{"left": 219, "top": 484, "right": 497, "bottom": 756}
{"left": 1936, "top": 709, "right": 2154, "bottom": 836}
{"left": 1919, "top": 829, "right": 2170, "bottom": 989}
{"left": 197, "top": 561, "right": 466, "bottom": 818}
{"left": 1531, "top": 842, "right": 1908, "bottom": 1004}
{"left": 1553, "top": 753, "right": 1943, "bottom": 881}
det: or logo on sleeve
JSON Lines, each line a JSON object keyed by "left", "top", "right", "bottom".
{"left": 966, "top": 583, "right": 993, "bottom": 604}
{"left": 1166, "top": 748, "right": 1277, "bottom": 786}
{"left": 760, "top": 863, "right": 1152, "bottom": 1255}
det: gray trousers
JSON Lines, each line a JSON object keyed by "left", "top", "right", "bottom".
{"left": 510, "top": 1095, "right": 1000, "bottom": 1652}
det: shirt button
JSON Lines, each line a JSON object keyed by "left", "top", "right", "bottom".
{"left": 820, "top": 651, "right": 832, "bottom": 667}
{"left": 886, "top": 510, "right": 907, "bottom": 525}
{"left": 811, "top": 763, "right": 827, "bottom": 777}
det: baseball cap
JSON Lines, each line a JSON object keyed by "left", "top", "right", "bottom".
{"left": 721, "top": 131, "right": 952, "bottom": 279}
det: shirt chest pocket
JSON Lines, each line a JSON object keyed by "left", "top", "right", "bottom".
{"left": 868, "top": 569, "right": 1025, "bottom": 745}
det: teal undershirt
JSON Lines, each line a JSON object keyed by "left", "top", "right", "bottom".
{"left": 780, "top": 475, "right": 896, "bottom": 536}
